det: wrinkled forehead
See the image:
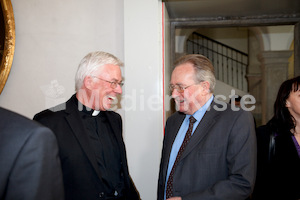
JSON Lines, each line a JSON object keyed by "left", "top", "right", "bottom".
{"left": 171, "top": 66, "right": 195, "bottom": 84}
{"left": 94, "top": 64, "right": 122, "bottom": 78}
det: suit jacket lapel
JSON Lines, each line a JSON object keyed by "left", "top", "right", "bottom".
{"left": 162, "top": 113, "right": 185, "bottom": 180}
{"left": 180, "top": 102, "right": 221, "bottom": 161}
{"left": 64, "top": 97, "right": 104, "bottom": 180}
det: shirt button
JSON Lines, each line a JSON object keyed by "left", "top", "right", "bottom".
{"left": 99, "top": 192, "right": 104, "bottom": 198}
{"left": 114, "top": 190, "right": 118, "bottom": 196}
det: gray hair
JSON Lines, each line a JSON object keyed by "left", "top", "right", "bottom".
{"left": 75, "top": 51, "right": 123, "bottom": 91}
{"left": 174, "top": 54, "right": 216, "bottom": 93}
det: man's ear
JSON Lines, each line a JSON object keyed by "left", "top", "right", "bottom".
{"left": 201, "top": 81, "right": 210, "bottom": 94}
{"left": 84, "top": 76, "right": 94, "bottom": 90}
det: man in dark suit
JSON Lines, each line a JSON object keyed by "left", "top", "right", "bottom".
{"left": 157, "top": 54, "right": 256, "bottom": 200}
{"left": 0, "top": 107, "right": 64, "bottom": 200}
{"left": 34, "top": 51, "right": 140, "bottom": 200}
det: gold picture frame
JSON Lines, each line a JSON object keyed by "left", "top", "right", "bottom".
{"left": 0, "top": 0, "right": 15, "bottom": 94}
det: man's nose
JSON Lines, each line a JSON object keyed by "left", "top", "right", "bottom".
{"left": 171, "top": 89, "right": 180, "bottom": 99}
{"left": 114, "top": 84, "right": 122, "bottom": 94}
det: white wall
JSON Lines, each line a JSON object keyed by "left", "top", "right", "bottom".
{"left": 268, "top": 26, "right": 294, "bottom": 50}
{"left": 196, "top": 27, "right": 249, "bottom": 53}
{"left": 164, "top": 4, "right": 172, "bottom": 120}
{"left": 0, "top": 0, "right": 124, "bottom": 117}
{"left": 214, "top": 80, "right": 248, "bottom": 102}
{"left": 0, "top": 1, "right": 165, "bottom": 200}
{"left": 252, "top": 25, "right": 294, "bottom": 52}
{"left": 124, "top": 1, "right": 164, "bottom": 199}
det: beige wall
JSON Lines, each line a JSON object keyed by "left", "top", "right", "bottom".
{"left": 1, "top": 0, "right": 125, "bottom": 117}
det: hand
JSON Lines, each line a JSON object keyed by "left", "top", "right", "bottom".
{"left": 167, "top": 197, "right": 182, "bottom": 200}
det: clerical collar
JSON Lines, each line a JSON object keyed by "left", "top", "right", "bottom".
{"left": 92, "top": 110, "right": 100, "bottom": 116}
{"left": 77, "top": 101, "right": 100, "bottom": 116}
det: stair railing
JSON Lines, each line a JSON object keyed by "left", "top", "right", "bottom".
{"left": 186, "top": 32, "right": 248, "bottom": 92}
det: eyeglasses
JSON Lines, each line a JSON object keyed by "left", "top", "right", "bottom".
{"left": 169, "top": 84, "right": 196, "bottom": 93}
{"left": 91, "top": 76, "right": 124, "bottom": 89}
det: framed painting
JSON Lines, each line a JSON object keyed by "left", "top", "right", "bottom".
{"left": 0, "top": 0, "right": 15, "bottom": 94}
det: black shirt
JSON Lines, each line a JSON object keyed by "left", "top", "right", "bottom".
{"left": 253, "top": 125, "right": 300, "bottom": 200}
{"left": 78, "top": 103, "right": 125, "bottom": 197}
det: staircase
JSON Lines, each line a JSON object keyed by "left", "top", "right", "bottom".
{"left": 186, "top": 32, "right": 248, "bottom": 93}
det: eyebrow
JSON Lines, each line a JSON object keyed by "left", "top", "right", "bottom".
{"left": 111, "top": 78, "right": 123, "bottom": 82}
{"left": 170, "top": 83, "right": 185, "bottom": 86}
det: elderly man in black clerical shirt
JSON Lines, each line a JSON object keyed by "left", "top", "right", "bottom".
{"left": 34, "top": 51, "right": 140, "bottom": 200}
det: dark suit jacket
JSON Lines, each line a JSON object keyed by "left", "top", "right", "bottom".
{"left": 33, "top": 95, "right": 140, "bottom": 200}
{"left": 158, "top": 102, "right": 257, "bottom": 200}
{"left": 0, "top": 107, "right": 64, "bottom": 200}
